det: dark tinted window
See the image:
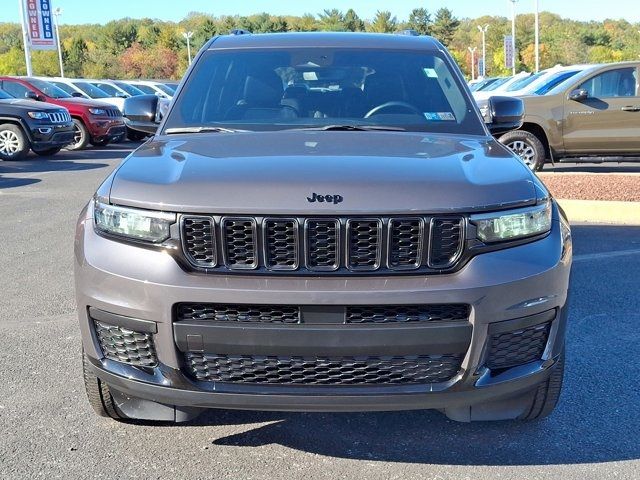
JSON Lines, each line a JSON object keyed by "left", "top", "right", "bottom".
{"left": 73, "top": 81, "right": 109, "bottom": 98}
{"left": 0, "top": 88, "right": 13, "bottom": 99}
{"left": 29, "top": 79, "right": 72, "bottom": 98}
{"left": 114, "top": 81, "right": 145, "bottom": 96}
{"left": 534, "top": 71, "right": 579, "bottom": 95}
{"left": 165, "top": 48, "right": 483, "bottom": 134}
{"left": 579, "top": 68, "right": 638, "bottom": 97}
{"left": 2, "top": 81, "right": 32, "bottom": 99}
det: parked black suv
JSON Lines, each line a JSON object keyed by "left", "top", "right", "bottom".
{"left": 0, "top": 88, "right": 74, "bottom": 160}
{"left": 78, "top": 33, "right": 572, "bottom": 423}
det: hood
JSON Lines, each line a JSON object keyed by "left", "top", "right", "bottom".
{"left": 0, "top": 98, "right": 65, "bottom": 112}
{"left": 53, "top": 97, "right": 116, "bottom": 109}
{"left": 109, "top": 131, "right": 539, "bottom": 215}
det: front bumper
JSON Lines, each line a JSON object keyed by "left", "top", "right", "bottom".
{"left": 75, "top": 203, "right": 571, "bottom": 419}
{"left": 29, "top": 122, "right": 75, "bottom": 149}
{"left": 87, "top": 119, "right": 125, "bottom": 141}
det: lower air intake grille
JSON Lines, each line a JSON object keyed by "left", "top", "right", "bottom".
{"left": 184, "top": 353, "right": 463, "bottom": 385}
{"left": 93, "top": 321, "right": 157, "bottom": 366}
{"left": 346, "top": 304, "right": 470, "bottom": 324}
{"left": 176, "top": 303, "right": 300, "bottom": 324}
{"left": 487, "top": 322, "right": 551, "bottom": 370}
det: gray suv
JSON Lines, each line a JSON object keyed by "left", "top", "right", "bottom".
{"left": 76, "top": 32, "right": 572, "bottom": 423}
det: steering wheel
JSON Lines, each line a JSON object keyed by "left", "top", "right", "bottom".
{"left": 364, "top": 101, "right": 423, "bottom": 118}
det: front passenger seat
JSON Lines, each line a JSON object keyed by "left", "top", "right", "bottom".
{"left": 226, "top": 73, "right": 298, "bottom": 120}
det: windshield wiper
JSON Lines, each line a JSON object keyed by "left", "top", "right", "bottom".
{"left": 296, "top": 124, "right": 406, "bottom": 132}
{"left": 164, "top": 126, "right": 245, "bottom": 134}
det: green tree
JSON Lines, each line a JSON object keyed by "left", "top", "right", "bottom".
{"left": 101, "top": 20, "right": 139, "bottom": 55}
{"left": 368, "top": 11, "right": 397, "bottom": 33}
{"left": 0, "top": 48, "right": 27, "bottom": 76}
{"left": 317, "top": 9, "right": 345, "bottom": 31}
{"left": 431, "top": 8, "right": 460, "bottom": 46}
{"left": 407, "top": 8, "right": 431, "bottom": 35}
{"left": 344, "top": 9, "right": 365, "bottom": 32}
{"left": 64, "top": 37, "right": 88, "bottom": 77}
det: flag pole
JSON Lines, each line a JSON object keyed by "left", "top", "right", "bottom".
{"left": 18, "top": 0, "right": 33, "bottom": 76}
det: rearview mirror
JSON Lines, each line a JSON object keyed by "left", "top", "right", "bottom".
{"left": 25, "top": 91, "right": 41, "bottom": 101}
{"left": 71, "top": 92, "right": 85, "bottom": 98}
{"left": 486, "top": 96, "right": 524, "bottom": 135}
{"left": 569, "top": 89, "right": 588, "bottom": 102}
{"left": 123, "top": 94, "right": 160, "bottom": 134}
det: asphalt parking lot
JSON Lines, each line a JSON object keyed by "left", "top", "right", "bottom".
{"left": 1, "top": 145, "right": 639, "bottom": 479}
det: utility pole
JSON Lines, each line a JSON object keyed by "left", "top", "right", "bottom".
{"left": 468, "top": 46, "right": 477, "bottom": 80}
{"left": 182, "top": 31, "right": 194, "bottom": 66}
{"left": 18, "top": 0, "right": 33, "bottom": 76}
{"left": 534, "top": 0, "right": 540, "bottom": 72}
{"left": 477, "top": 24, "right": 489, "bottom": 77}
{"left": 510, "top": 0, "right": 518, "bottom": 75}
{"left": 53, "top": 7, "right": 64, "bottom": 77}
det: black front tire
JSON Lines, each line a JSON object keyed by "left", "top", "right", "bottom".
{"left": 33, "top": 147, "right": 61, "bottom": 157}
{"left": 0, "top": 123, "right": 30, "bottom": 161}
{"left": 520, "top": 349, "right": 565, "bottom": 420}
{"left": 499, "top": 130, "right": 546, "bottom": 172}
{"left": 90, "top": 138, "right": 110, "bottom": 147}
{"left": 82, "top": 351, "right": 125, "bottom": 420}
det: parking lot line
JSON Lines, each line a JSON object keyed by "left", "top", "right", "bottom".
{"left": 573, "top": 248, "right": 640, "bottom": 263}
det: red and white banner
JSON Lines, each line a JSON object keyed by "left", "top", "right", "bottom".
{"left": 22, "top": 0, "right": 56, "bottom": 51}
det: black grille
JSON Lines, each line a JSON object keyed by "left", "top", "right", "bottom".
{"left": 264, "top": 219, "right": 298, "bottom": 270}
{"left": 388, "top": 218, "right": 424, "bottom": 269}
{"left": 487, "top": 322, "right": 551, "bottom": 370}
{"left": 346, "top": 304, "right": 470, "bottom": 324}
{"left": 184, "top": 353, "right": 463, "bottom": 385}
{"left": 105, "top": 108, "right": 122, "bottom": 118}
{"left": 221, "top": 218, "right": 258, "bottom": 269}
{"left": 429, "top": 218, "right": 464, "bottom": 268}
{"left": 305, "top": 219, "right": 339, "bottom": 270}
{"left": 93, "top": 321, "right": 157, "bottom": 366}
{"left": 347, "top": 219, "right": 382, "bottom": 270}
{"left": 182, "top": 216, "right": 216, "bottom": 267}
{"left": 177, "top": 303, "right": 300, "bottom": 324}
{"left": 180, "top": 215, "right": 465, "bottom": 275}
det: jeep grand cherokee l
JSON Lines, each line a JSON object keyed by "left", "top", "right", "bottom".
{"left": 76, "top": 32, "right": 572, "bottom": 423}
{"left": 0, "top": 88, "right": 73, "bottom": 160}
{"left": 0, "top": 77, "right": 125, "bottom": 150}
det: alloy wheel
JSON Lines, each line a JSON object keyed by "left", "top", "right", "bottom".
{"left": 0, "top": 129, "right": 21, "bottom": 156}
{"left": 506, "top": 140, "right": 536, "bottom": 170}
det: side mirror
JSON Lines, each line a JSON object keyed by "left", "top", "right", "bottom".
{"left": 123, "top": 94, "right": 160, "bottom": 134}
{"left": 71, "top": 92, "right": 85, "bottom": 98}
{"left": 487, "top": 96, "right": 524, "bottom": 135}
{"left": 25, "top": 91, "right": 41, "bottom": 101}
{"left": 115, "top": 92, "right": 128, "bottom": 98}
{"left": 569, "top": 89, "right": 588, "bottom": 102}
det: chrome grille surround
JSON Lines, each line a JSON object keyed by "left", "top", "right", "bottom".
{"left": 179, "top": 215, "right": 466, "bottom": 275}
{"left": 47, "top": 111, "right": 71, "bottom": 123}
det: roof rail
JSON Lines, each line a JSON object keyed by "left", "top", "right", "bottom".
{"left": 230, "top": 29, "right": 252, "bottom": 36}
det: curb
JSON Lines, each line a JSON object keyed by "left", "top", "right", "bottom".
{"left": 556, "top": 199, "right": 640, "bottom": 226}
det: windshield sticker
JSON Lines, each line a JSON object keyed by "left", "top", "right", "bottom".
{"left": 423, "top": 68, "right": 438, "bottom": 78}
{"left": 424, "top": 112, "right": 456, "bottom": 121}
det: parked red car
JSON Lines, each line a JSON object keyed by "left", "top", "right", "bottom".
{"left": 0, "top": 77, "right": 125, "bottom": 150}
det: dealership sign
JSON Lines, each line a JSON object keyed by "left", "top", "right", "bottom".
{"left": 22, "top": 0, "right": 56, "bottom": 50}
{"left": 504, "top": 35, "right": 514, "bottom": 69}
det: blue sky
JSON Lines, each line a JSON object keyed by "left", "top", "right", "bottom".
{"left": 2, "top": 0, "right": 639, "bottom": 24}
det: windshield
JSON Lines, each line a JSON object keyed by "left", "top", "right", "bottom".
{"left": 506, "top": 72, "right": 545, "bottom": 92}
{"left": 134, "top": 83, "right": 157, "bottom": 95}
{"left": 30, "top": 79, "right": 72, "bottom": 98}
{"left": 0, "top": 89, "right": 13, "bottom": 99}
{"left": 155, "top": 83, "right": 174, "bottom": 95}
{"left": 534, "top": 71, "right": 580, "bottom": 95}
{"left": 482, "top": 76, "right": 511, "bottom": 92}
{"left": 91, "top": 82, "right": 121, "bottom": 97}
{"left": 73, "top": 81, "right": 109, "bottom": 98}
{"left": 114, "top": 81, "right": 144, "bottom": 96}
{"left": 164, "top": 48, "right": 483, "bottom": 135}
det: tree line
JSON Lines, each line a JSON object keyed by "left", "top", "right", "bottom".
{"left": 0, "top": 8, "right": 638, "bottom": 80}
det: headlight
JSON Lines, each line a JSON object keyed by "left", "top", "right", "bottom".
{"left": 89, "top": 108, "right": 107, "bottom": 115}
{"left": 28, "top": 111, "right": 49, "bottom": 119}
{"left": 93, "top": 200, "right": 175, "bottom": 243}
{"left": 470, "top": 201, "right": 552, "bottom": 243}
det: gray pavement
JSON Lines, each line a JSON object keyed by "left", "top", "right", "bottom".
{"left": 1, "top": 145, "right": 639, "bottom": 479}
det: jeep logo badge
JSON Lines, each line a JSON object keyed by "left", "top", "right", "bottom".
{"left": 307, "top": 193, "right": 344, "bottom": 204}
